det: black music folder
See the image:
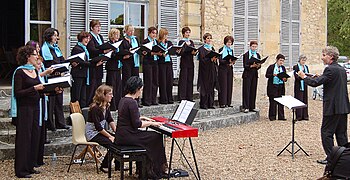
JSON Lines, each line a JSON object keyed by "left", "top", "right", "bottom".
{"left": 41, "top": 75, "right": 72, "bottom": 93}
{"left": 50, "top": 62, "right": 70, "bottom": 74}
{"left": 136, "top": 41, "right": 153, "bottom": 54}
{"left": 66, "top": 52, "right": 85, "bottom": 63}
{"left": 97, "top": 40, "right": 122, "bottom": 50}
{"left": 277, "top": 71, "right": 291, "bottom": 80}
{"left": 167, "top": 42, "right": 185, "bottom": 55}
{"left": 117, "top": 48, "right": 139, "bottom": 56}
{"left": 184, "top": 44, "right": 198, "bottom": 53}
{"left": 249, "top": 56, "right": 269, "bottom": 65}
{"left": 205, "top": 50, "right": 221, "bottom": 59}
{"left": 152, "top": 44, "right": 166, "bottom": 53}
{"left": 90, "top": 55, "right": 109, "bottom": 63}
{"left": 222, "top": 54, "right": 238, "bottom": 61}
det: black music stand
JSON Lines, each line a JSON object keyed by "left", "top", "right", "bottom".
{"left": 274, "top": 96, "right": 309, "bottom": 159}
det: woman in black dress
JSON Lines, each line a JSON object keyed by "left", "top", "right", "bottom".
{"left": 293, "top": 55, "right": 309, "bottom": 120}
{"left": 41, "top": 28, "right": 68, "bottom": 130}
{"left": 242, "top": 40, "right": 261, "bottom": 113}
{"left": 70, "top": 31, "right": 92, "bottom": 108}
{"left": 85, "top": 85, "right": 117, "bottom": 173}
{"left": 11, "top": 45, "right": 44, "bottom": 178}
{"left": 197, "top": 33, "right": 218, "bottom": 109}
{"left": 218, "top": 36, "right": 235, "bottom": 108}
{"left": 178, "top": 27, "right": 197, "bottom": 101}
{"left": 115, "top": 76, "right": 167, "bottom": 179}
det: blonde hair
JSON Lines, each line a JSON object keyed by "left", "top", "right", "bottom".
{"left": 108, "top": 28, "right": 120, "bottom": 41}
{"left": 158, "top": 28, "right": 168, "bottom": 41}
{"left": 124, "top": 24, "right": 134, "bottom": 33}
{"left": 90, "top": 85, "right": 113, "bottom": 110}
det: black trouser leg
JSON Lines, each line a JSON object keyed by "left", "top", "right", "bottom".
{"left": 158, "top": 63, "right": 167, "bottom": 103}
{"left": 166, "top": 63, "right": 174, "bottom": 103}
{"left": 151, "top": 64, "right": 159, "bottom": 104}
{"left": 218, "top": 68, "right": 228, "bottom": 106}
{"left": 54, "top": 93, "right": 66, "bottom": 128}
{"left": 249, "top": 77, "right": 258, "bottom": 110}
{"left": 142, "top": 64, "right": 152, "bottom": 106}
{"left": 227, "top": 68, "right": 233, "bottom": 106}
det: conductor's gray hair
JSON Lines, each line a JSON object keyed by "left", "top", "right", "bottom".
{"left": 298, "top": 54, "right": 307, "bottom": 62}
{"left": 322, "top": 46, "right": 339, "bottom": 61}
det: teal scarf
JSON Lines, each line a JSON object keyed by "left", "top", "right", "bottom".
{"left": 273, "top": 64, "right": 284, "bottom": 85}
{"left": 11, "top": 64, "right": 36, "bottom": 118}
{"left": 249, "top": 49, "right": 257, "bottom": 59}
{"left": 297, "top": 63, "right": 309, "bottom": 91}
{"left": 203, "top": 43, "right": 213, "bottom": 50}
{"left": 90, "top": 32, "right": 102, "bottom": 45}
{"left": 125, "top": 34, "right": 140, "bottom": 67}
{"left": 160, "top": 42, "right": 171, "bottom": 62}
{"left": 38, "top": 67, "right": 48, "bottom": 126}
{"left": 42, "top": 41, "right": 63, "bottom": 61}
{"left": 222, "top": 45, "right": 233, "bottom": 59}
{"left": 182, "top": 38, "right": 190, "bottom": 42}
{"left": 77, "top": 42, "right": 90, "bottom": 85}
{"left": 148, "top": 36, "right": 158, "bottom": 61}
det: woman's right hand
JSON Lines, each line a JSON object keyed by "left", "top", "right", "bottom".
{"left": 96, "top": 60, "right": 104, "bottom": 66}
{"left": 34, "top": 84, "right": 44, "bottom": 91}
{"left": 109, "top": 136, "right": 115, "bottom": 142}
{"left": 151, "top": 122, "right": 163, "bottom": 127}
{"left": 123, "top": 55, "right": 130, "bottom": 59}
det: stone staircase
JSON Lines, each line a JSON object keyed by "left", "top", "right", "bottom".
{"left": 0, "top": 88, "right": 259, "bottom": 160}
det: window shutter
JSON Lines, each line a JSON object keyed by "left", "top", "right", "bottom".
{"left": 233, "top": 0, "right": 259, "bottom": 72}
{"left": 158, "top": 0, "right": 179, "bottom": 78}
{"left": 87, "top": 0, "right": 109, "bottom": 41}
{"left": 66, "top": 0, "right": 86, "bottom": 54}
{"left": 280, "top": 0, "right": 300, "bottom": 67}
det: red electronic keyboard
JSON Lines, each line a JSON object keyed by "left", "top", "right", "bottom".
{"left": 150, "top": 116, "right": 198, "bottom": 138}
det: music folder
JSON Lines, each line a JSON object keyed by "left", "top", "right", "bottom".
{"left": 41, "top": 75, "right": 72, "bottom": 93}
{"left": 50, "top": 62, "right": 70, "bottom": 74}
{"left": 136, "top": 41, "right": 153, "bottom": 54}
{"left": 66, "top": 52, "right": 85, "bottom": 63}
{"left": 151, "top": 44, "right": 166, "bottom": 53}
{"left": 97, "top": 40, "right": 122, "bottom": 50}
{"left": 274, "top": 95, "right": 306, "bottom": 109}
{"left": 171, "top": 100, "right": 198, "bottom": 125}
{"left": 167, "top": 42, "right": 185, "bottom": 55}
{"left": 277, "top": 71, "right": 291, "bottom": 80}
{"left": 205, "top": 50, "right": 221, "bottom": 59}
{"left": 90, "top": 55, "right": 109, "bottom": 63}
{"left": 249, "top": 56, "right": 268, "bottom": 65}
{"left": 222, "top": 54, "right": 238, "bottom": 61}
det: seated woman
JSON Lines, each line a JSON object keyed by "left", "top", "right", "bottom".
{"left": 85, "top": 85, "right": 117, "bottom": 173}
{"left": 115, "top": 76, "right": 167, "bottom": 179}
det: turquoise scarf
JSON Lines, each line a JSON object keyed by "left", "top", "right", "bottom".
{"left": 297, "top": 63, "right": 309, "bottom": 91}
{"left": 182, "top": 38, "right": 190, "bottom": 42}
{"left": 160, "top": 42, "right": 171, "bottom": 62}
{"left": 38, "top": 67, "right": 48, "bottom": 126}
{"left": 125, "top": 34, "right": 140, "bottom": 67}
{"left": 77, "top": 42, "right": 90, "bottom": 85}
{"left": 11, "top": 64, "right": 36, "bottom": 118}
{"left": 273, "top": 64, "right": 284, "bottom": 85}
{"left": 90, "top": 32, "right": 102, "bottom": 45}
{"left": 203, "top": 43, "right": 213, "bottom": 50}
{"left": 249, "top": 49, "right": 257, "bottom": 59}
{"left": 222, "top": 45, "right": 233, "bottom": 59}
{"left": 148, "top": 36, "right": 158, "bottom": 61}
{"left": 41, "top": 41, "right": 63, "bottom": 61}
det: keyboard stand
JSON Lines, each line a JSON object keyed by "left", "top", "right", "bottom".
{"left": 167, "top": 137, "right": 201, "bottom": 180}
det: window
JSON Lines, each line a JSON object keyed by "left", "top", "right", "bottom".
{"left": 25, "top": 0, "right": 55, "bottom": 45}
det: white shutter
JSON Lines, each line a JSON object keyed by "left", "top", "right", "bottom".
{"left": 66, "top": 0, "right": 86, "bottom": 54}
{"left": 158, "top": 0, "right": 179, "bottom": 78}
{"left": 280, "top": 0, "right": 300, "bottom": 67}
{"left": 87, "top": 0, "right": 109, "bottom": 41}
{"left": 233, "top": 0, "right": 259, "bottom": 72}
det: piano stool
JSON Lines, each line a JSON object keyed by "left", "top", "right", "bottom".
{"left": 107, "top": 144, "right": 147, "bottom": 180}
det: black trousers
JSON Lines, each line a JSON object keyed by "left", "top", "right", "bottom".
{"left": 47, "top": 93, "right": 66, "bottom": 129}
{"left": 87, "top": 68, "right": 102, "bottom": 106}
{"left": 106, "top": 70, "right": 122, "bottom": 111}
{"left": 199, "top": 91, "right": 215, "bottom": 109}
{"left": 295, "top": 89, "right": 309, "bottom": 120}
{"left": 268, "top": 85, "right": 285, "bottom": 119}
{"left": 218, "top": 66, "right": 233, "bottom": 106}
{"left": 37, "top": 120, "right": 45, "bottom": 166}
{"left": 15, "top": 107, "right": 40, "bottom": 177}
{"left": 121, "top": 61, "right": 139, "bottom": 95}
{"left": 242, "top": 75, "right": 258, "bottom": 110}
{"left": 142, "top": 63, "right": 158, "bottom": 106}
{"left": 158, "top": 63, "right": 173, "bottom": 104}
{"left": 321, "top": 114, "right": 348, "bottom": 156}
{"left": 71, "top": 77, "right": 87, "bottom": 108}
{"left": 90, "top": 133, "right": 116, "bottom": 168}
{"left": 178, "top": 67, "right": 194, "bottom": 101}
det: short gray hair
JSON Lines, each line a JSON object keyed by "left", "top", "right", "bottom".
{"left": 322, "top": 46, "right": 339, "bottom": 61}
{"left": 298, "top": 54, "right": 307, "bottom": 62}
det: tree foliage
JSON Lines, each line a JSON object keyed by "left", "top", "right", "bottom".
{"left": 328, "top": 0, "right": 350, "bottom": 57}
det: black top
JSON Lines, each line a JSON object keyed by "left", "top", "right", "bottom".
{"left": 87, "top": 105, "right": 114, "bottom": 132}
{"left": 87, "top": 33, "right": 105, "bottom": 80}
{"left": 293, "top": 64, "right": 309, "bottom": 92}
{"left": 265, "top": 64, "right": 287, "bottom": 98}
{"left": 304, "top": 62, "right": 350, "bottom": 116}
{"left": 14, "top": 69, "right": 41, "bottom": 107}
{"left": 41, "top": 47, "right": 66, "bottom": 69}
{"left": 119, "top": 37, "right": 140, "bottom": 67}
{"left": 178, "top": 40, "right": 195, "bottom": 68}
{"left": 197, "top": 46, "right": 218, "bottom": 94}
{"left": 142, "top": 38, "right": 158, "bottom": 65}
{"left": 218, "top": 47, "right": 233, "bottom": 68}
{"left": 117, "top": 97, "right": 142, "bottom": 134}
{"left": 70, "top": 44, "right": 91, "bottom": 78}
{"left": 157, "top": 40, "right": 173, "bottom": 64}
{"left": 242, "top": 51, "right": 261, "bottom": 78}
{"left": 105, "top": 40, "right": 123, "bottom": 71}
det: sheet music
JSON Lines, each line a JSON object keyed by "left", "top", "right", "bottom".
{"left": 143, "top": 41, "right": 153, "bottom": 50}
{"left": 111, "top": 40, "right": 123, "bottom": 49}
{"left": 274, "top": 95, "right": 306, "bottom": 109}
{"left": 66, "top": 52, "right": 85, "bottom": 61}
{"left": 50, "top": 62, "right": 70, "bottom": 70}
{"left": 130, "top": 47, "right": 140, "bottom": 54}
{"left": 172, "top": 100, "right": 195, "bottom": 123}
{"left": 104, "top": 51, "right": 113, "bottom": 58}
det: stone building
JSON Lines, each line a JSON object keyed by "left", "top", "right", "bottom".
{"left": 1, "top": 0, "right": 327, "bottom": 97}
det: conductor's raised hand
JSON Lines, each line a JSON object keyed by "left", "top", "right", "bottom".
{"left": 34, "top": 84, "right": 45, "bottom": 91}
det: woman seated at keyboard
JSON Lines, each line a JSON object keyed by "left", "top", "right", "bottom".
{"left": 115, "top": 76, "right": 167, "bottom": 179}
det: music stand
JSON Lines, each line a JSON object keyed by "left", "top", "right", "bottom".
{"left": 274, "top": 96, "right": 309, "bottom": 159}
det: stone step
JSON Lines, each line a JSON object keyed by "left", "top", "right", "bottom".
{"left": 0, "top": 104, "right": 243, "bottom": 143}
{"left": 0, "top": 110, "right": 259, "bottom": 160}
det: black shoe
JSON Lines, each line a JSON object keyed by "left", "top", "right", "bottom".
{"left": 209, "top": 106, "right": 215, "bottom": 109}
{"left": 317, "top": 159, "right": 327, "bottom": 165}
{"left": 168, "top": 101, "right": 174, "bottom": 104}
{"left": 100, "top": 166, "right": 108, "bottom": 173}
{"left": 30, "top": 169, "right": 40, "bottom": 174}
{"left": 278, "top": 118, "right": 287, "bottom": 121}
{"left": 219, "top": 105, "right": 225, "bottom": 108}
{"left": 48, "top": 127, "right": 56, "bottom": 131}
{"left": 17, "top": 174, "right": 32, "bottom": 178}
{"left": 227, "top": 105, "right": 233, "bottom": 107}
{"left": 269, "top": 118, "right": 276, "bottom": 121}
{"left": 200, "top": 106, "right": 208, "bottom": 110}
{"left": 151, "top": 103, "right": 159, "bottom": 105}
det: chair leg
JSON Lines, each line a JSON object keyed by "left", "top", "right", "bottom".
{"left": 129, "top": 161, "right": 132, "bottom": 176}
{"left": 92, "top": 145, "right": 99, "bottom": 174}
{"left": 67, "top": 145, "right": 78, "bottom": 172}
{"left": 80, "top": 145, "right": 89, "bottom": 166}
{"left": 120, "top": 160, "right": 124, "bottom": 180}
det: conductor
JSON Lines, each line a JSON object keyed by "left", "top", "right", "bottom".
{"left": 297, "top": 46, "right": 350, "bottom": 165}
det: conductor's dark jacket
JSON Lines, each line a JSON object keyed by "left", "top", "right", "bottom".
{"left": 304, "top": 62, "right": 350, "bottom": 116}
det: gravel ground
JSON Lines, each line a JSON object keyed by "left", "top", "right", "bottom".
{"left": 0, "top": 97, "right": 345, "bottom": 179}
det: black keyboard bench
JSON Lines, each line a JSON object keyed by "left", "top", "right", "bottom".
{"left": 108, "top": 144, "right": 147, "bottom": 179}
